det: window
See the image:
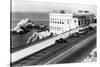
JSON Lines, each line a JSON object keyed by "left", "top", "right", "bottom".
{"left": 79, "top": 20, "right": 80, "bottom": 25}
{"left": 53, "top": 18, "right": 54, "bottom": 21}
{"left": 67, "top": 19, "right": 69, "bottom": 24}
{"left": 62, "top": 22, "right": 64, "bottom": 24}
{"left": 55, "top": 18, "right": 56, "bottom": 21}
{"left": 55, "top": 27, "right": 57, "bottom": 30}
{"left": 84, "top": 10, "right": 89, "bottom": 13}
{"left": 60, "top": 22, "right": 61, "bottom": 24}
{"left": 74, "top": 20, "right": 77, "bottom": 23}
{"left": 52, "top": 26, "right": 54, "bottom": 30}
{"left": 50, "top": 26, "right": 52, "bottom": 30}
{"left": 57, "top": 27, "right": 59, "bottom": 31}
{"left": 60, "top": 19, "right": 61, "bottom": 22}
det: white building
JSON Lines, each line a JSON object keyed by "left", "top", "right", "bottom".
{"left": 49, "top": 10, "right": 78, "bottom": 35}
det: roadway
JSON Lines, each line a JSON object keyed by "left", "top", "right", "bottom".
{"left": 58, "top": 35, "right": 96, "bottom": 63}
{"left": 38, "top": 33, "right": 96, "bottom": 64}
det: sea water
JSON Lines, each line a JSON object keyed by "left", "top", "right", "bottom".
{"left": 11, "top": 12, "right": 49, "bottom": 49}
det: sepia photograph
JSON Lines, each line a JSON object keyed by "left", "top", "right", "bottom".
{"left": 10, "top": 0, "right": 97, "bottom": 67}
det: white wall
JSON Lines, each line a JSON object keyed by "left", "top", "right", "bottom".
{"left": 49, "top": 13, "right": 73, "bottom": 34}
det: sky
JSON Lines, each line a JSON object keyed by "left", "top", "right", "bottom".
{"left": 12, "top": 0, "right": 97, "bottom": 14}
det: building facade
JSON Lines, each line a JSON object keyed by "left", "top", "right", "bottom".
{"left": 49, "top": 10, "right": 78, "bottom": 34}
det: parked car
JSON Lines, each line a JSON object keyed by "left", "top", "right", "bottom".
{"left": 71, "top": 32, "right": 80, "bottom": 38}
{"left": 55, "top": 38, "right": 67, "bottom": 45}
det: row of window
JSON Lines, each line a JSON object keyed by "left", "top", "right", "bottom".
{"left": 78, "top": 20, "right": 89, "bottom": 26}
{"left": 50, "top": 19, "right": 71, "bottom": 24}
{"left": 50, "top": 26, "right": 64, "bottom": 31}
{"left": 50, "top": 18, "right": 72, "bottom": 21}
{"left": 50, "top": 18, "right": 66, "bottom": 21}
{"left": 50, "top": 21, "right": 64, "bottom": 24}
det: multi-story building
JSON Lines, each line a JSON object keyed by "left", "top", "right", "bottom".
{"left": 49, "top": 10, "right": 78, "bottom": 34}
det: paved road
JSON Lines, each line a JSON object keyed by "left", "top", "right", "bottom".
{"left": 39, "top": 33, "right": 96, "bottom": 64}
{"left": 58, "top": 37, "right": 96, "bottom": 63}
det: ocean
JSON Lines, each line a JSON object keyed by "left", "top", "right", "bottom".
{"left": 11, "top": 12, "right": 49, "bottom": 49}
{"left": 11, "top": 12, "right": 49, "bottom": 29}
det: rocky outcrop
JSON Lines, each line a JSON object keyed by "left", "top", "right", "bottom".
{"left": 11, "top": 18, "right": 34, "bottom": 34}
